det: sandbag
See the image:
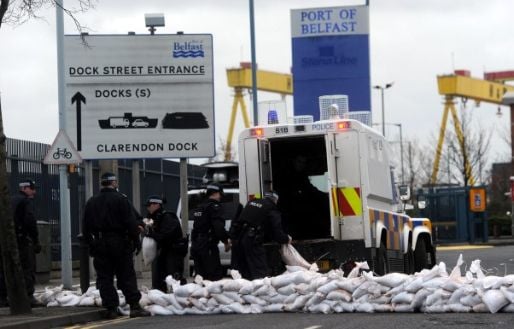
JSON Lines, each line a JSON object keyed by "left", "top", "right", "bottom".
{"left": 279, "top": 244, "right": 318, "bottom": 271}
{"left": 142, "top": 236, "right": 157, "bottom": 266}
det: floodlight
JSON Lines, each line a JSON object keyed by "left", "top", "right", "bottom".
{"left": 145, "top": 13, "right": 165, "bottom": 28}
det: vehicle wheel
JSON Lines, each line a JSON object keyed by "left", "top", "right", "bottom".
{"left": 414, "top": 237, "right": 428, "bottom": 272}
{"left": 404, "top": 239, "right": 415, "bottom": 274}
{"left": 375, "top": 241, "right": 389, "bottom": 275}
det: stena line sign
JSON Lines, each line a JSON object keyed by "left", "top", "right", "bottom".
{"left": 64, "top": 34, "right": 215, "bottom": 160}
{"left": 291, "top": 5, "right": 371, "bottom": 121}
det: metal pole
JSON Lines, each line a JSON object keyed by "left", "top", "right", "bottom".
{"left": 398, "top": 123, "right": 404, "bottom": 184}
{"left": 180, "top": 159, "right": 190, "bottom": 277}
{"left": 56, "top": 0, "right": 73, "bottom": 289}
{"left": 381, "top": 88, "right": 385, "bottom": 137}
{"left": 249, "top": 0, "right": 258, "bottom": 125}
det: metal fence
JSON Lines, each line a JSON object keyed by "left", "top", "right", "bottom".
{"left": 6, "top": 137, "right": 206, "bottom": 262}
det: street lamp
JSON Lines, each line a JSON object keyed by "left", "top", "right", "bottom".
{"left": 373, "top": 82, "right": 394, "bottom": 137}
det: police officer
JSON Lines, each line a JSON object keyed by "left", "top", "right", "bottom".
{"left": 191, "top": 183, "right": 231, "bottom": 281}
{"left": 144, "top": 195, "right": 187, "bottom": 291}
{"left": 0, "top": 179, "right": 41, "bottom": 307}
{"left": 82, "top": 173, "right": 150, "bottom": 319}
{"left": 230, "top": 191, "right": 291, "bottom": 280}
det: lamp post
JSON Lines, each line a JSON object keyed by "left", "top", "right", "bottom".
{"left": 373, "top": 82, "right": 394, "bottom": 137}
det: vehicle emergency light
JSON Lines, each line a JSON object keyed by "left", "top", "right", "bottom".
{"left": 251, "top": 128, "right": 264, "bottom": 137}
{"left": 337, "top": 121, "right": 351, "bottom": 130}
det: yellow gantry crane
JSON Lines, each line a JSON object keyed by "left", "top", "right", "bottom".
{"left": 431, "top": 71, "right": 514, "bottom": 185}
{"left": 224, "top": 62, "right": 293, "bottom": 161}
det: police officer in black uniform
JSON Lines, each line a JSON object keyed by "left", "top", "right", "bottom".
{"left": 191, "top": 183, "right": 231, "bottom": 281}
{"left": 230, "top": 191, "right": 291, "bottom": 280}
{"left": 0, "top": 179, "right": 41, "bottom": 307}
{"left": 82, "top": 173, "right": 150, "bottom": 319}
{"left": 144, "top": 195, "right": 187, "bottom": 291}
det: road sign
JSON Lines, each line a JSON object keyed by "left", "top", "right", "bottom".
{"left": 469, "top": 188, "right": 486, "bottom": 212}
{"left": 64, "top": 34, "right": 215, "bottom": 159}
{"left": 43, "top": 130, "right": 82, "bottom": 165}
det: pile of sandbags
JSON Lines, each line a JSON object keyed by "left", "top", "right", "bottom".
{"left": 34, "top": 255, "right": 514, "bottom": 315}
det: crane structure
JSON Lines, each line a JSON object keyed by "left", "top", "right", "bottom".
{"left": 224, "top": 62, "right": 293, "bottom": 161}
{"left": 431, "top": 70, "right": 514, "bottom": 185}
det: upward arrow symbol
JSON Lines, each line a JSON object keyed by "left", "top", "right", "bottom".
{"left": 72, "top": 92, "right": 86, "bottom": 151}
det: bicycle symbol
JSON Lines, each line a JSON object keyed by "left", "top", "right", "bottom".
{"left": 53, "top": 147, "right": 72, "bottom": 160}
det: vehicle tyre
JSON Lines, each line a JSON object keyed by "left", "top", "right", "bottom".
{"left": 414, "top": 237, "right": 428, "bottom": 272}
{"left": 375, "top": 241, "right": 389, "bottom": 276}
{"left": 404, "top": 239, "right": 415, "bottom": 274}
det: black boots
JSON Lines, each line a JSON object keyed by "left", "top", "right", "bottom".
{"left": 101, "top": 308, "right": 119, "bottom": 320}
{"left": 130, "top": 304, "right": 151, "bottom": 318}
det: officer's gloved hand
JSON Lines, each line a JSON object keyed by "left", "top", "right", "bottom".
{"left": 33, "top": 242, "right": 42, "bottom": 254}
{"left": 287, "top": 235, "right": 292, "bottom": 244}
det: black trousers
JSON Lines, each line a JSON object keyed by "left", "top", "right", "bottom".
{"left": 231, "top": 232, "right": 268, "bottom": 280}
{"left": 191, "top": 237, "right": 223, "bottom": 281}
{"left": 92, "top": 236, "right": 141, "bottom": 310}
{"left": 151, "top": 248, "right": 184, "bottom": 292}
{"left": 0, "top": 238, "right": 36, "bottom": 300}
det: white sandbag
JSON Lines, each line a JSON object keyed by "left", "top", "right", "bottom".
{"left": 309, "top": 276, "right": 329, "bottom": 290}
{"left": 305, "top": 292, "right": 325, "bottom": 308}
{"left": 354, "top": 302, "right": 374, "bottom": 313}
{"left": 308, "top": 302, "right": 332, "bottom": 314}
{"left": 284, "top": 294, "right": 310, "bottom": 311}
{"left": 368, "top": 295, "right": 391, "bottom": 305}
{"left": 173, "top": 283, "right": 199, "bottom": 297}
{"left": 317, "top": 280, "right": 340, "bottom": 295}
{"left": 249, "top": 304, "right": 264, "bottom": 314}
{"left": 147, "top": 289, "right": 171, "bottom": 307}
{"left": 422, "top": 277, "right": 447, "bottom": 289}
{"left": 253, "top": 284, "right": 276, "bottom": 297}
{"left": 326, "top": 289, "right": 352, "bottom": 302}
{"left": 190, "top": 298, "right": 208, "bottom": 311}
{"left": 229, "top": 269, "right": 242, "bottom": 280}
{"left": 212, "top": 293, "right": 233, "bottom": 305}
{"left": 147, "top": 304, "right": 173, "bottom": 315}
{"left": 263, "top": 303, "right": 284, "bottom": 313}
{"left": 492, "top": 275, "right": 514, "bottom": 289}
{"left": 291, "top": 271, "right": 315, "bottom": 285}
{"left": 448, "top": 286, "right": 475, "bottom": 304}
{"left": 223, "top": 291, "right": 245, "bottom": 304}
{"left": 420, "top": 264, "right": 441, "bottom": 282}
{"left": 142, "top": 236, "right": 157, "bottom": 266}
{"left": 393, "top": 304, "right": 414, "bottom": 312}
{"left": 340, "top": 301, "right": 355, "bottom": 312}
{"left": 118, "top": 305, "right": 130, "bottom": 316}
{"left": 500, "top": 303, "right": 514, "bottom": 312}
{"left": 469, "top": 259, "right": 485, "bottom": 279}
{"left": 191, "top": 287, "right": 209, "bottom": 298}
{"left": 460, "top": 293, "right": 482, "bottom": 307}
{"left": 337, "top": 277, "right": 365, "bottom": 293}
{"left": 347, "top": 261, "right": 369, "bottom": 279}
{"left": 226, "top": 302, "right": 251, "bottom": 314}
{"left": 448, "top": 304, "right": 471, "bottom": 313}
{"left": 365, "top": 272, "right": 410, "bottom": 288}
{"left": 224, "top": 279, "right": 250, "bottom": 292}
{"left": 206, "top": 282, "right": 223, "bottom": 294}
{"left": 185, "top": 307, "right": 208, "bottom": 315}
{"left": 284, "top": 293, "right": 299, "bottom": 304}
{"left": 78, "top": 296, "right": 95, "bottom": 306}
{"left": 295, "top": 283, "right": 314, "bottom": 295}
{"left": 277, "top": 284, "right": 295, "bottom": 295}
{"left": 166, "top": 293, "right": 183, "bottom": 310}
{"left": 404, "top": 277, "right": 423, "bottom": 293}
{"left": 58, "top": 294, "right": 81, "bottom": 307}
{"left": 280, "top": 244, "right": 317, "bottom": 271}
{"left": 373, "top": 304, "right": 394, "bottom": 312}
{"left": 500, "top": 286, "right": 514, "bottom": 303}
{"left": 47, "top": 300, "right": 59, "bottom": 307}
{"left": 472, "top": 303, "right": 489, "bottom": 313}
{"left": 391, "top": 291, "right": 414, "bottom": 305}
{"left": 425, "top": 289, "right": 451, "bottom": 306}
{"left": 352, "top": 281, "right": 373, "bottom": 300}
{"left": 269, "top": 294, "right": 288, "bottom": 304}
{"left": 481, "top": 289, "right": 509, "bottom": 313}
{"left": 286, "top": 265, "right": 309, "bottom": 273}
{"left": 242, "top": 294, "right": 267, "bottom": 306}
{"left": 411, "top": 288, "right": 431, "bottom": 309}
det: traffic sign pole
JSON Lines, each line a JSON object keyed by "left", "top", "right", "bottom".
{"left": 56, "top": 0, "right": 73, "bottom": 289}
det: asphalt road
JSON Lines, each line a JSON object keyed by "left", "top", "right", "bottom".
{"left": 64, "top": 245, "right": 514, "bottom": 329}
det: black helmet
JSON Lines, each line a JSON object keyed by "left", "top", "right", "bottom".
{"left": 206, "top": 183, "right": 224, "bottom": 197}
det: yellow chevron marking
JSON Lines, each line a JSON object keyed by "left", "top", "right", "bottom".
{"left": 342, "top": 187, "right": 362, "bottom": 215}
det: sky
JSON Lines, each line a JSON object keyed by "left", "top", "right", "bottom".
{"left": 1, "top": 0, "right": 513, "bottom": 167}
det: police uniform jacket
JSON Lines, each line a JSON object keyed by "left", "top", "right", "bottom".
{"left": 146, "top": 209, "right": 183, "bottom": 250}
{"left": 82, "top": 187, "right": 140, "bottom": 244}
{"left": 192, "top": 198, "right": 229, "bottom": 244}
{"left": 237, "top": 198, "right": 289, "bottom": 244}
{"left": 11, "top": 191, "right": 39, "bottom": 243}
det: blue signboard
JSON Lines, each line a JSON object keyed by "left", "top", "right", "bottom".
{"left": 291, "top": 5, "right": 370, "bottom": 120}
